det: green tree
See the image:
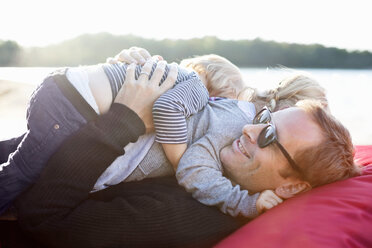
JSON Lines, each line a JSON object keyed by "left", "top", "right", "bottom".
{"left": 15, "top": 34, "right": 372, "bottom": 68}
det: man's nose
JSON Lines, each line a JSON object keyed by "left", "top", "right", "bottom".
{"left": 242, "top": 124, "right": 266, "bottom": 144}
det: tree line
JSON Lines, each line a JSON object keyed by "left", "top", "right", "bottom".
{"left": 1, "top": 33, "right": 372, "bottom": 68}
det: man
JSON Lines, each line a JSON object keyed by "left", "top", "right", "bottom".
{"left": 11, "top": 68, "right": 360, "bottom": 247}
{"left": 221, "top": 100, "right": 359, "bottom": 201}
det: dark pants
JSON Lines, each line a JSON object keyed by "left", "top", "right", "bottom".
{"left": 0, "top": 134, "right": 25, "bottom": 164}
{"left": 0, "top": 70, "right": 96, "bottom": 214}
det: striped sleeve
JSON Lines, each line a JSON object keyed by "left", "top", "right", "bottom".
{"left": 153, "top": 73, "right": 209, "bottom": 144}
{"left": 101, "top": 62, "right": 194, "bottom": 101}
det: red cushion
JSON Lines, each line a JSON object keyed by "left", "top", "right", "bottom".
{"left": 216, "top": 145, "right": 372, "bottom": 248}
{"left": 354, "top": 145, "right": 372, "bottom": 166}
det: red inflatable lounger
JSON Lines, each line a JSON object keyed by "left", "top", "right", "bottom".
{"left": 216, "top": 145, "right": 372, "bottom": 248}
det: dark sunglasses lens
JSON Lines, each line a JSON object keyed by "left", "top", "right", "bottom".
{"left": 258, "top": 125, "right": 276, "bottom": 148}
{"left": 254, "top": 109, "right": 271, "bottom": 124}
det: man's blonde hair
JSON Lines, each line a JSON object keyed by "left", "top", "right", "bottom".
{"left": 180, "top": 54, "right": 245, "bottom": 98}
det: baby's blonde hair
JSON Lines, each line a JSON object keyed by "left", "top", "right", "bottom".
{"left": 180, "top": 54, "right": 245, "bottom": 99}
{"left": 241, "top": 73, "right": 328, "bottom": 111}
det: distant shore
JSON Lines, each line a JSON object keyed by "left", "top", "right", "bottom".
{"left": 0, "top": 80, "right": 36, "bottom": 140}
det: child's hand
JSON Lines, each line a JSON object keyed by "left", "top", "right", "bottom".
{"left": 256, "top": 190, "right": 283, "bottom": 214}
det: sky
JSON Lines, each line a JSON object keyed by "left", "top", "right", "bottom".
{"left": 1, "top": 0, "right": 372, "bottom": 52}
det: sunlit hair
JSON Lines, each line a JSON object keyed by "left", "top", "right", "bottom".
{"left": 290, "top": 100, "right": 361, "bottom": 187}
{"left": 180, "top": 54, "right": 245, "bottom": 99}
{"left": 240, "top": 73, "right": 329, "bottom": 111}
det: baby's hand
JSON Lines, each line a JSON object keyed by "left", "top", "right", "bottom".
{"left": 256, "top": 190, "right": 283, "bottom": 214}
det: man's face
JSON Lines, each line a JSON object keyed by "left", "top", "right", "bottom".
{"left": 220, "top": 107, "right": 323, "bottom": 193}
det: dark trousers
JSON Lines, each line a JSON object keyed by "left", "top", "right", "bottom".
{"left": 0, "top": 69, "right": 97, "bottom": 214}
{"left": 0, "top": 134, "right": 25, "bottom": 164}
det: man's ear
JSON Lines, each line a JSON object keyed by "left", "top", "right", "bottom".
{"left": 275, "top": 181, "right": 311, "bottom": 199}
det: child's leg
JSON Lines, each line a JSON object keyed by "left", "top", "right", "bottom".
{"left": 0, "top": 71, "right": 90, "bottom": 214}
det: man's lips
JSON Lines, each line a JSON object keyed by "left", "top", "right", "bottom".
{"left": 235, "top": 139, "right": 251, "bottom": 159}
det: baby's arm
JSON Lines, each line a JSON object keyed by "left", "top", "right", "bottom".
{"left": 161, "top": 144, "right": 187, "bottom": 171}
{"left": 153, "top": 72, "right": 209, "bottom": 170}
{"left": 176, "top": 138, "right": 260, "bottom": 218}
{"left": 256, "top": 190, "right": 283, "bottom": 214}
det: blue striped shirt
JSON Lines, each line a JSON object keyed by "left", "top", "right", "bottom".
{"left": 102, "top": 62, "right": 209, "bottom": 144}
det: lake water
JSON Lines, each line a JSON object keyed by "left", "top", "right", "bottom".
{"left": 1, "top": 67, "right": 372, "bottom": 145}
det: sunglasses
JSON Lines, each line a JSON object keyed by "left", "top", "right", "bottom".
{"left": 253, "top": 106, "right": 301, "bottom": 173}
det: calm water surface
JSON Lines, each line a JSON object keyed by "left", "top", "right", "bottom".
{"left": 1, "top": 67, "right": 371, "bottom": 145}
